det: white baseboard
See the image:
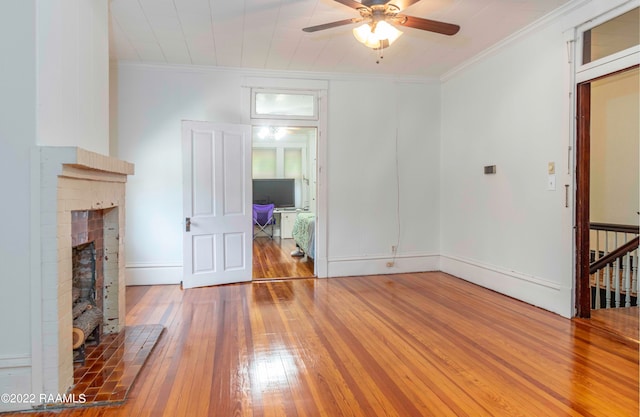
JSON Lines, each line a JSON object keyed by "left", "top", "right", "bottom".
{"left": 126, "top": 254, "right": 439, "bottom": 285}
{"left": 327, "top": 253, "right": 439, "bottom": 278}
{"left": 124, "top": 256, "right": 574, "bottom": 318}
{"left": 0, "top": 355, "right": 32, "bottom": 412}
{"left": 126, "top": 264, "right": 183, "bottom": 286}
{"left": 440, "top": 254, "right": 572, "bottom": 318}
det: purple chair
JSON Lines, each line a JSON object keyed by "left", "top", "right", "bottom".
{"left": 253, "top": 204, "right": 275, "bottom": 239}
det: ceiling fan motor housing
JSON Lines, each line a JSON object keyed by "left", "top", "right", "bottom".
{"left": 358, "top": 4, "right": 400, "bottom": 20}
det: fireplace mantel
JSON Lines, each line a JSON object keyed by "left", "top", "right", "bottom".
{"left": 42, "top": 146, "right": 134, "bottom": 180}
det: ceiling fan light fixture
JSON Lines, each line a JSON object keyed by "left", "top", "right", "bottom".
{"left": 352, "top": 21, "right": 402, "bottom": 49}
{"left": 258, "top": 126, "right": 285, "bottom": 140}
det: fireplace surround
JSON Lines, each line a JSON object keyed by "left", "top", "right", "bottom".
{"left": 36, "top": 147, "right": 134, "bottom": 397}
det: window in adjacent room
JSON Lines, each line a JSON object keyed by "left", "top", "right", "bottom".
{"left": 284, "top": 148, "right": 302, "bottom": 178}
{"left": 252, "top": 148, "right": 276, "bottom": 179}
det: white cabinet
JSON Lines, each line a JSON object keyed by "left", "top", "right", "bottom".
{"left": 280, "top": 212, "right": 298, "bottom": 239}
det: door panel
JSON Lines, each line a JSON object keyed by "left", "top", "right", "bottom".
{"left": 223, "top": 233, "right": 245, "bottom": 270}
{"left": 192, "top": 132, "right": 215, "bottom": 216}
{"left": 192, "top": 235, "right": 215, "bottom": 273}
{"left": 223, "top": 135, "right": 245, "bottom": 215}
{"left": 183, "top": 121, "right": 252, "bottom": 288}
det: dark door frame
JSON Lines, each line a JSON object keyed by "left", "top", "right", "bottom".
{"left": 575, "top": 82, "right": 591, "bottom": 318}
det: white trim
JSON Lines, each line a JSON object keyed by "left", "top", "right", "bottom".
{"left": 118, "top": 61, "right": 439, "bottom": 84}
{"left": 29, "top": 146, "right": 43, "bottom": 397}
{"left": 327, "top": 253, "right": 440, "bottom": 278}
{"left": 242, "top": 77, "right": 329, "bottom": 279}
{"left": 125, "top": 264, "right": 183, "bottom": 286}
{"left": 0, "top": 358, "right": 33, "bottom": 412}
{"left": 576, "top": 46, "right": 639, "bottom": 83}
{"left": 329, "top": 252, "right": 439, "bottom": 262}
{"left": 314, "top": 90, "right": 328, "bottom": 278}
{"left": 574, "top": 0, "right": 640, "bottom": 81}
{"left": 250, "top": 119, "right": 320, "bottom": 129}
{"left": 0, "top": 354, "right": 31, "bottom": 368}
{"left": 576, "top": 0, "right": 639, "bottom": 33}
{"left": 440, "top": 254, "right": 561, "bottom": 290}
{"left": 245, "top": 78, "right": 328, "bottom": 92}
{"left": 440, "top": 254, "right": 572, "bottom": 318}
{"left": 567, "top": 26, "right": 579, "bottom": 317}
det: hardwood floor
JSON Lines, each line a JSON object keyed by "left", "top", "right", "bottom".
{"left": 252, "top": 237, "right": 314, "bottom": 279}
{"left": 577, "top": 306, "right": 639, "bottom": 344}
{"left": 3, "top": 272, "right": 638, "bottom": 416}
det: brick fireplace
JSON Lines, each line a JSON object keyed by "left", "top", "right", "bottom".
{"left": 37, "top": 147, "right": 134, "bottom": 397}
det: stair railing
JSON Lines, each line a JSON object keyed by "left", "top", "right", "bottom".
{"left": 589, "top": 223, "right": 639, "bottom": 309}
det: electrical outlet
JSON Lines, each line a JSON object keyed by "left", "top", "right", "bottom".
{"left": 386, "top": 261, "right": 394, "bottom": 267}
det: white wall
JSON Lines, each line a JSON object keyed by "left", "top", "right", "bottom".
{"left": 439, "top": 0, "right": 637, "bottom": 317}
{"left": 327, "top": 80, "right": 441, "bottom": 275}
{"left": 36, "top": 0, "right": 109, "bottom": 155}
{"left": 440, "top": 14, "right": 575, "bottom": 317}
{"left": 117, "top": 66, "right": 245, "bottom": 284}
{"left": 0, "top": 0, "right": 111, "bottom": 411}
{"left": 115, "top": 65, "right": 441, "bottom": 283}
{"left": 0, "top": 1, "right": 37, "bottom": 407}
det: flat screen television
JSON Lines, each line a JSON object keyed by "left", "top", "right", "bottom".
{"left": 253, "top": 178, "right": 295, "bottom": 208}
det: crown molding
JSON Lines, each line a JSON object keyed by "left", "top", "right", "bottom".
{"left": 113, "top": 60, "right": 440, "bottom": 85}
{"left": 440, "top": 0, "right": 592, "bottom": 82}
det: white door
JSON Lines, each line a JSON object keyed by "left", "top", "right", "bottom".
{"left": 182, "top": 121, "right": 252, "bottom": 288}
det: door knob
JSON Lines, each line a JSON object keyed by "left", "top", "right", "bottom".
{"left": 185, "top": 217, "right": 191, "bottom": 232}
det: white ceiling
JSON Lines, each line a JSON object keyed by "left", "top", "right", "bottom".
{"left": 109, "top": 0, "right": 572, "bottom": 78}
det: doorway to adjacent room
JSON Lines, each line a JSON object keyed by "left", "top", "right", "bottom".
{"left": 251, "top": 125, "right": 318, "bottom": 280}
{"left": 574, "top": 4, "right": 639, "bottom": 319}
{"left": 248, "top": 88, "right": 322, "bottom": 280}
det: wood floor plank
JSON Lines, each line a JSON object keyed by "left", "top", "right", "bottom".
{"left": 577, "top": 307, "right": 639, "bottom": 344}
{"left": 253, "top": 238, "right": 314, "bottom": 280}
{"left": 3, "top": 272, "right": 638, "bottom": 417}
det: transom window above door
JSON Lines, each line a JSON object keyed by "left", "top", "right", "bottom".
{"left": 251, "top": 90, "right": 318, "bottom": 120}
{"left": 581, "top": 6, "right": 639, "bottom": 65}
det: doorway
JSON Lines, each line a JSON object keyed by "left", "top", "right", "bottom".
{"left": 574, "top": 4, "right": 639, "bottom": 318}
{"left": 575, "top": 66, "right": 639, "bottom": 317}
{"left": 251, "top": 125, "right": 318, "bottom": 280}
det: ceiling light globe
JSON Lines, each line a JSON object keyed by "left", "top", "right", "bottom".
{"left": 352, "top": 21, "right": 402, "bottom": 49}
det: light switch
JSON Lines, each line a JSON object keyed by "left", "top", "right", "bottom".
{"left": 548, "top": 162, "right": 555, "bottom": 175}
{"left": 548, "top": 174, "right": 556, "bottom": 190}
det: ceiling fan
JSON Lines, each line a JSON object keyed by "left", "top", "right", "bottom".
{"left": 302, "top": 0, "right": 460, "bottom": 50}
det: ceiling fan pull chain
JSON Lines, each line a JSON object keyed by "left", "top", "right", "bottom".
{"left": 376, "top": 47, "right": 384, "bottom": 64}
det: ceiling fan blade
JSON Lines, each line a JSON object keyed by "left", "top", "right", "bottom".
{"left": 398, "top": 15, "right": 460, "bottom": 36}
{"left": 302, "top": 18, "right": 361, "bottom": 33}
{"left": 333, "top": 0, "right": 368, "bottom": 10}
